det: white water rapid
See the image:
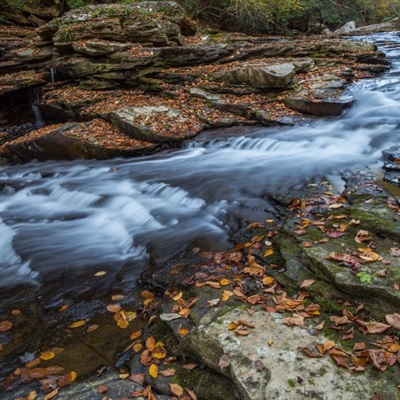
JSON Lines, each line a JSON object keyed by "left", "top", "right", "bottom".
{"left": 1, "top": 32, "right": 400, "bottom": 294}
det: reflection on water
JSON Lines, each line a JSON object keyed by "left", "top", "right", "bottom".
{"left": 1, "top": 32, "right": 400, "bottom": 296}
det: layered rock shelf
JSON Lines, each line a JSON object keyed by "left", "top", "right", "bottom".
{"left": 0, "top": 1, "right": 390, "bottom": 161}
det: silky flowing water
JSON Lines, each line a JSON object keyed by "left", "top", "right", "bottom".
{"left": 1, "top": 32, "right": 400, "bottom": 382}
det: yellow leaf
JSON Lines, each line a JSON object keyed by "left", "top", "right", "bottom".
{"left": 40, "top": 351, "right": 55, "bottom": 361}
{"left": 70, "top": 371, "right": 77, "bottom": 382}
{"left": 220, "top": 278, "right": 231, "bottom": 286}
{"left": 125, "top": 311, "right": 137, "bottom": 321}
{"left": 94, "top": 271, "right": 106, "bottom": 276}
{"left": 117, "top": 319, "right": 129, "bottom": 329}
{"left": 149, "top": 364, "right": 158, "bottom": 379}
{"left": 263, "top": 249, "right": 274, "bottom": 257}
{"left": 221, "top": 290, "right": 233, "bottom": 302}
{"left": 69, "top": 320, "right": 86, "bottom": 329}
{"left": 133, "top": 343, "right": 143, "bottom": 353}
{"left": 262, "top": 276, "right": 275, "bottom": 286}
{"left": 172, "top": 291, "right": 183, "bottom": 301}
{"left": 228, "top": 321, "right": 239, "bottom": 330}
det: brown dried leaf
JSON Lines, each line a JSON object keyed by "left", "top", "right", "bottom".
{"left": 300, "top": 279, "right": 316, "bottom": 289}
{"left": 385, "top": 313, "right": 400, "bottom": 330}
{"left": 159, "top": 369, "right": 176, "bottom": 377}
{"left": 170, "top": 383, "right": 184, "bottom": 397}
{"left": 367, "top": 322, "right": 391, "bottom": 334}
{"left": 98, "top": 385, "right": 108, "bottom": 394}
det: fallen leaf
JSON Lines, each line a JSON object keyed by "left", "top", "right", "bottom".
{"left": 129, "top": 372, "right": 145, "bottom": 384}
{"left": 283, "top": 314, "right": 304, "bottom": 327}
{"left": 208, "top": 298, "right": 220, "bottom": 307}
{"left": 111, "top": 294, "right": 125, "bottom": 301}
{"left": 186, "top": 388, "right": 198, "bottom": 400}
{"left": 149, "top": 364, "right": 158, "bottom": 379}
{"left": 300, "top": 279, "right": 315, "bottom": 289}
{"left": 218, "top": 354, "right": 231, "bottom": 368}
{"left": 94, "top": 271, "right": 107, "bottom": 276}
{"left": 302, "top": 241, "right": 312, "bottom": 248}
{"left": 0, "top": 321, "right": 12, "bottom": 332}
{"left": 263, "top": 249, "right": 274, "bottom": 257}
{"left": 117, "top": 318, "right": 129, "bottom": 329}
{"left": 172, "top": 291, "right": 183, "bottom": 301}
{"left": 68, "top": 320, "right": 86, "bottom": 329}
{"left": 367, "top": 322, "right": 391, "bottom": 334}
{"left": 159, "top": 368, "right": 176, "bottom": 377}
{"left": 107, "top": 304, "right": 121, "bottom": 313}
{"left": 220, "top": 278, "right": 231, "bottom": 286}
{"left": 386, "top": 313, "right": 400, "bottom": 330}
{"left": 98, "top": 385, "right": 108, "bottom": 394}
{"left": 355, "top": 230, "right": 371, "bottom": 243}
{"left": 86, "top": 323, "right": 100, "bottom": 333}
{"left": 39, "top": 352, "right": 55, "bottom": 361}
{"left": 170, "top": 383, "right": 184, "bottom": 397}
{"left": 130, "top": 330, "right": 142, "bottom": 340}
{"left": 44, "top": 388, "right": 59, "bottom": 400}
{"left": 183, "top": 363, "right": 198, "bottom": 370}
{"left": 146, "top": 337, "right": 156, "bottom": 352}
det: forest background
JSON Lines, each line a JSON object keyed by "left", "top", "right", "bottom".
{"left": 1, "top": 0, "right": 400, "bottom": 34}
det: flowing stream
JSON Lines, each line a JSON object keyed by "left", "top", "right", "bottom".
{"left": 1, "top": 32, "right": 400, "bottom": 304}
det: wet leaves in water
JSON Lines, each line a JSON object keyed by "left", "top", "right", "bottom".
{"left": 68, "top": 320, "right": 86, "bottom": 329}
{"left": 39, "top": 352, "right": 55, "bottom": 361}
{"left": 0, "top": 320, "right": 13, "bottom": 331}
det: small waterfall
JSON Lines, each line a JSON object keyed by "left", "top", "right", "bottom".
{"left": 50, "top": 67, "right": 56, "bottom": 84}
{"left": 32, "top": 88, "right": 45, "bottom": 128}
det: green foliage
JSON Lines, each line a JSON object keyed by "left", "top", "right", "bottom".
{"left": 357, "top": 271, "right": 372, "bottom": 283}
{"left": 65, "top": 0, "right": 86, "bottom": 9}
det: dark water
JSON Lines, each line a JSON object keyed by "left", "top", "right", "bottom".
{"left": 1, "top": 32, "right": 400, "bottom": 302}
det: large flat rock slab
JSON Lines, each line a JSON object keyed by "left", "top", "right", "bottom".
{"left": 0, "top": 119, "right": 160, "bottom": 161}
{"left": 111, "top": 105, "right": 202, "bottom": 142}
{"left": 185, "top": 308, "right": 395, "bottom": 399}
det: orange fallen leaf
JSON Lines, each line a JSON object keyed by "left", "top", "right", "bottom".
{"left": 0, "top": 321, "right": 12, "bottom": 332}
{"left": 159, "top": 368, "right": 176, "bottom": 377}
{"left": 117, "top": 318, "right": 129, "bottom": 329}
{"left": 40, "top": 351, "right": 55, "bottom": 361}
{"left": 44, "top": 389, "right": 59, "bottom": 400}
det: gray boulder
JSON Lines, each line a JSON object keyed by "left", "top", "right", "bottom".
{"left": 217, "top": 63, "right": 296, "bottom": 88}
{"left": 334, "top": 21, "right": 356, "bottom": 35}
